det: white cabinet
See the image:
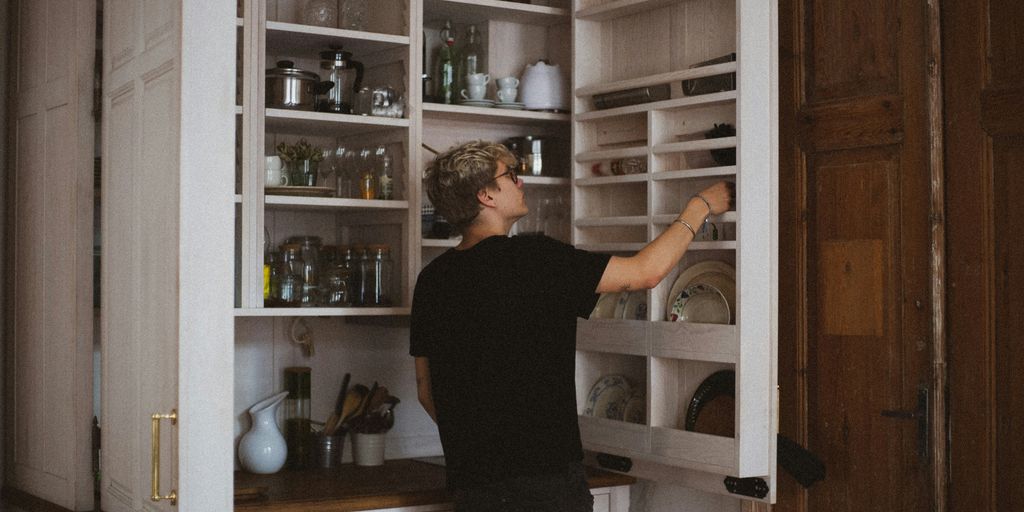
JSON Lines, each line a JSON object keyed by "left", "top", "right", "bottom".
{"left": 232, "top": 0, "right": 776, "bottom": 505}
{"left": 570, "top": 0, "right": 778, "bottom": 503}
{"left": 236, "top": 0, "right": 418, "bottom": 315}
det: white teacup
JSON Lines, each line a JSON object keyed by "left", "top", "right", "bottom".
{"left": 497, "top": 88, "right": 518, "bottom": 103}
{"left": 466, "top": 73, "right": 490, "bottom": 86}
{"left": 496, "top": 76, "right": 519, "bottom": 89}
{"left": 461, "top": 84, "right": 487, "bottom": 101}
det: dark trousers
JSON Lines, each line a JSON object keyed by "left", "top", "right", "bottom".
{"left": 453, "top": 462, "right": 594, "bottom": 512}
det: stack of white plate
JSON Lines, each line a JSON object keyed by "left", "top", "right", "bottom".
{"left": 590, "top": 291, "right": 648, "bottom": 320}
{"left": 665, "top": 261, "right": 736, "bottom": 324}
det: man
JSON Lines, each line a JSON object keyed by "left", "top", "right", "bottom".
{"left": 410, "top": 141, "right": 732, "bottom": 511}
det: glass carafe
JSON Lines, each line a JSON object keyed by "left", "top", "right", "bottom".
{"left": 319, "top": 49, "right": 364, "bottom": 114}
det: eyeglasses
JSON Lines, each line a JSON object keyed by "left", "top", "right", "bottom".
{"left": 490, "top": 169, "right": 519, "bottom": 185}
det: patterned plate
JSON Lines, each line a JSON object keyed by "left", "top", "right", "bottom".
{"left": 583, "top": 375, "right": 632, "bottom": 420}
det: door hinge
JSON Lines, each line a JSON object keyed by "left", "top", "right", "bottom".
{"left": 724, "top": 476, "right": 769, "bottom": 499}
{"left": 880, "top": 387, "right": 929, "bottom": 462}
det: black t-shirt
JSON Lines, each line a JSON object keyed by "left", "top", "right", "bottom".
{"left": 409, "top": 235, "right": 611, "bottom": 490}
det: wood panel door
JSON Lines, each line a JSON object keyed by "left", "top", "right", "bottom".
{"left": 100, "top": 1, "right": 235, "bottom": 509}
{"left": 777, "top": 0, "right": 937, "bottom": 510}
{"left": 943, "top": 1, "right": 1024, "bottom": 510}
{"left": 4, "top": 0, "right": 96, "bottom": 509}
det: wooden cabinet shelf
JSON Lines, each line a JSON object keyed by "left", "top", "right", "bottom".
{"left": 423, "top": 0, "right": 570, "bottom": 26}
{"left": 575, "top": 0, "right": 683, "bottom": 22}
{"left": 575, "top": 91, "right": 737, "bottom": 121}
{"left": 422, "top": 102, "right": 570, "bottom": 125}
{"left": 575, "top": 62, "right": 738, "bottom": 99}
{"left": 264, "top": 197, "right": 409, "bottom": 212}
{"left": 265, "top": 21, "right": 410, "bottom": 55}
{"left": 265, "top": 109, "right": 410, "bottom": 136}
{"left": 234, "top": 307, "right": 411, "bottom": 317}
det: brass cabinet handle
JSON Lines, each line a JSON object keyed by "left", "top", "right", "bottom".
{"left": 151, "top": 409, "right": 178, "bottom": 505}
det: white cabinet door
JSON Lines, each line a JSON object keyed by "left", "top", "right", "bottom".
{"left": 100, "top": 1, "right": 235, "bottom": 510}
{"left": 6, "top": 0, "right": 95, "bottom": 509}
{"left": 571, "top": 0, "right": 778, "bottom": 502}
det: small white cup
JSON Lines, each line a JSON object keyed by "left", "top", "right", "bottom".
{"left": 265, "top": 166, "right": 289, "bottom": 187}
{"left": 496, "top": 76, "right": 519, "bottom": 89}
{"left": 466, "top": 73, "right": 490, "bottom": 86}
{"left": 497, "top": 88, "right": 518, "bottom": 103}
{"left": 461, "top": 84, "right": 487, "bottom": 100}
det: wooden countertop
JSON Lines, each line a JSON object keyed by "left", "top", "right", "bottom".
{"left": 235, "top": 459, "right": 635, "bottom": 511}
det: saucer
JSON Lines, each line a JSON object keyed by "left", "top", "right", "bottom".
{"left": 459, "top": 99, "right": 495, "bottom": 107}
{"left": 494, "top": 101, "right": 526, "bottom": 110}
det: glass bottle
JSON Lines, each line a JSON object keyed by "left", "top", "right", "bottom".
{"left": 277, "top": 244, "right": 303, "bottom": 307}
{"left": 361, "top": 244, "right": 393, "bottom": 306}
{"left": 375, "top": 145, "right": 394, "bottom": 200}
{"left": 436, "top": 21, "right": 457, "bottom": 104}
{"left": 335, "top": 147, "right": 356, "bottom": 198}
{"left": 266, "top": 250, "right": 281, "bottom": 307}
{"left": 353, "top": 246, "right": 368, "bottom": 305}
{"left": 457, "top": 24, "right": 485, "bottom": 97}
{"left": 358, "top": 148, "right": 377, "bottom": 199}
{"left": 284, "top": 367, "right": 312, "bottom": 468}
{"left": 342, "top": 246, "right": 361, "bottom": 306}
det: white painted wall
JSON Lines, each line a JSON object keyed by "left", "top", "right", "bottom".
{"left": 234, "top": 320, "right": 442, "bottom": 465}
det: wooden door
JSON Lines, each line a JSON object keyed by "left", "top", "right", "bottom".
{"left": 943, "top": 1, "right": 1024, "bottom": 510}
{"left": 776, "top": 0, "right": 936, "bottom": 510}
{"left": 4, "top": 0, "right": 96, "bottom": 509}
{"left": 100, "top": 1, "right": 235, "bottom": 510}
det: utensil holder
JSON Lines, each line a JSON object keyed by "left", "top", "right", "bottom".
{"left": 352, "top": 432, "right": 385, "bottom": 466}
{"left": 315, "top": 434, "right": 345, "bottom": 469}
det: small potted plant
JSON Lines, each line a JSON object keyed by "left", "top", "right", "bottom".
{"left": 276, "top": 139, "right": 325, "bottom": 187}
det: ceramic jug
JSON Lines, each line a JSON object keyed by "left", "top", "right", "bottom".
{"left": 519, "top": 60, "right": 567, "bottom": 111}
{"left": 238, "top": 391, "right": 289, "bottom": 474}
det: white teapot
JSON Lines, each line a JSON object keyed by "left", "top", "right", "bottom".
{"left": 520, "top": 60, "right": 568, "bottom": 112}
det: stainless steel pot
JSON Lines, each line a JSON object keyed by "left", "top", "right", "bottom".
{"left": 266, "top": 60, "right": 334, "bottom": 111}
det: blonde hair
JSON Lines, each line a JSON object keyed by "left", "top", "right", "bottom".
{"left": 424, "top": 141, "right": 517, "bottom": 231}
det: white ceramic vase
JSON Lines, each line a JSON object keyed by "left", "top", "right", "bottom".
{"left": 238, "top": 391, "right": 289, "bottom": 474}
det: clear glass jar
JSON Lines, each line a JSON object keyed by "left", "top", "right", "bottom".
{"left": 360, "top": 244, "right": 393, "bottom": 306}
{"left": 352, "top": 246, "right": 368, "bottom": 305}
{"left": 339, "top": 0, "right": 367, "bottom": 30}
{"left": 301, "top": 0, "right": 337, "bottom": 27}
{"left": 277, "top": 244, "right": 303, "bottom": 307}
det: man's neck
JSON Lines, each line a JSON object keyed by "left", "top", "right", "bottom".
{"left": 456, "top": 217, "right": 511, "bottom": 250}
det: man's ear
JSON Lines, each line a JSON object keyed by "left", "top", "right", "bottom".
{"left": 477, "top": 187, "right": 495, "bottom": 207}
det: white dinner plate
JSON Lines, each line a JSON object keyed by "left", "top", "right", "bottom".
{"left": 669, "top": 283, "right": 731, "bottom": 324}
{"left": 459, "top": 99, "right": 495, "bottom": 107}
{"left": 619, "top": 292, "right": 648, "bottom": 321}
{"left": 583, "top": 375, "right": 632, "bottom": 420}
{"left": 612, "top": 292, "right": 631, "bottom": 319}
{"left": 591, "top": 292, "right": 620, "bottom": 319}
{"left": 494, "top": 101, "right": 526, "bottom": 109}
{"left": 622, "top": 390, "right": 645, "bottom": 424}
{"left": 665, "top": 261, "right": 736, "bottom": 321}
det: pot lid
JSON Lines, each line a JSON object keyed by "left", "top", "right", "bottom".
{"left": 267, "top": 60, "right": 318, "bottom": 81}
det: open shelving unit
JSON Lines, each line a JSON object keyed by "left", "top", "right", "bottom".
{"left": 570, "top": 0, "right": 778, "bottom": 502}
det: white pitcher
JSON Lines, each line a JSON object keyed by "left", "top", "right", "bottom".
{"left": 238, "top": 391, "right": 289, "bottom": 474}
